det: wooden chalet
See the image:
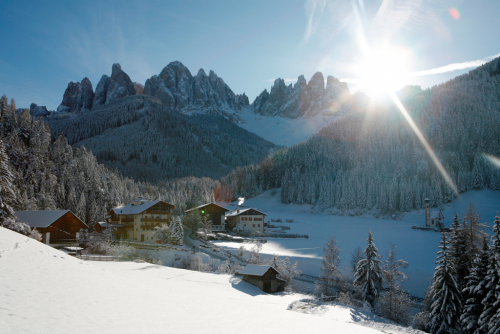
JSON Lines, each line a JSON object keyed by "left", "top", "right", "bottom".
{"left": 14, "top": 210, "right": 88, "bottom": 247}
{"left": 226, "top": 208, "right": 266, "bottom": 235}
{"left": 237, "top": 265, "right": 285, "bottom": 293}
{"left": 185, "top": 203, "right": 229, "bottom": 232}
{"left": 106, "top": 198, "right": 175, "bottom": 243}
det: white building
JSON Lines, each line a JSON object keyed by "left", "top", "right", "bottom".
{"left": 226, "top": 208, "right": 266, "bottom": 235}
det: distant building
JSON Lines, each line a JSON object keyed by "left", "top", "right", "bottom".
{"left": 14, "top": 210, "right": 88, "bottom": 247}
{"left": 237, "top": 265, "right": 285, "bottom": 293}
{"left": 226, "top": 208, "right": 266, "bottom": 235}
{"left": 424, "top": 198, "right": 444, "bottom": 228}
{"left": 184, "top": 203, "right": 229, "bottom": 232}
{"left": 106, "top": 198, "right": 175, "bottom": 243}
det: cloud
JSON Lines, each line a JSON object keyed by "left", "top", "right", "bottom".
{"left": 303, "top": 0, "right": 327, "bottom": 42}
{"left": 410, "top": 52, "right": 500, "bottom": 77}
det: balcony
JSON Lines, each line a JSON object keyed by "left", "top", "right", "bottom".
{"left": 140, "top": 224, "right": 157, "bottom": 229}
{"left": 121, "top": 218, "right": 134, "bottom": 223}
{"left": 110, "top": 218, "right": 119, "bottom": 222}
{"left": 141, "top": 218, "right": 170, "bottom": 223}
{"left": 144, "top": 210, "right": 171, "bottom": 214}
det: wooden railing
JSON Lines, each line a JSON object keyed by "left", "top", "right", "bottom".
{"left": 121, "top": 218, "right": 134, "bottom": 222}
{"left": 141, "top": 218, "right": 169, "bottom": 222}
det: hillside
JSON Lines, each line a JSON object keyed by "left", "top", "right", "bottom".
{"left": 221, "top": 56, "right": 500, "bottom": 213}
{"left": 46, "top": 95, "right": 275, "bottom": 181}
{"left": 0, "top": 227, "right": 422, "bottom": 334}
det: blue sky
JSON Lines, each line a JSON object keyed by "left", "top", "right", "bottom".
{"left": 1, "top": 0, "right": 499, "bottom": 110}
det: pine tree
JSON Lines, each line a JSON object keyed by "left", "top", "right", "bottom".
{"left": 0, "top": 139, "right": 17, "bottom": 226}
{"left": 450, "top": 212, "right": 469, "bottom": 291}
{"left": 354, "top": 230, "right": 383, "bottom": 305}
{"left": 429, "top": 231, "right": 462, "bottom": 334}
{"left": 461, "top": 237, "right": 489, "bottom": 334}
{"left": 170, "top": 216, "right": 184, "bottom": 245}
{"left": 481, "top": 213, "right": 500, "bottom": 334}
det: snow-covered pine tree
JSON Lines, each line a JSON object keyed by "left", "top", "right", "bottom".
{"left": 450, "top": 212, "right": 469, "bottom": 291}
{"left": 317, "top": 236, "right": 342, "bottom": 296}
{"left": 354, "top": 230, "right": 383, "bottom": 305}
{"left": 0, "top": 138, "right": 17, "bottom": 226}
{"left": 429, "top": 231, "right": 462, "bottom": 334}
{"left": 480, "top": 213, "right": 500, "bottom": 334}
{"left": 169, "top": 216, "right": 184, "bottom": 245}
{"left": 461, "top": 236, "right": 490, "bottom": 334}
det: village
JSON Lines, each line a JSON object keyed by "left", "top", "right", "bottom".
{"left": 11, "top": 193, "right": 448, "bottom": 295}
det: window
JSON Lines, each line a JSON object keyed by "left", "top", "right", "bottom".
{"left": 258, "top": 224, "right": 260, "bottom": 227}
{"left": 253, "top": 224, "right": 255, "bottom": 227}
{"left": 248, "top": 217, "right": 253, "bottom": 221}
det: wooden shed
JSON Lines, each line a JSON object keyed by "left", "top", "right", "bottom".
{"left": 15, "top": 210, "right": 88, "bottom": 247}
{"left": 237, "top": 265, "right": 284, "bottom": 293}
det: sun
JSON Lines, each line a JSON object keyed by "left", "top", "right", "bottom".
{"left": 356, "top": 47, "right": 410, "bottom": 97}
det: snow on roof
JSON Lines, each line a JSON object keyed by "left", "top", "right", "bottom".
{"left": 237, "top": 265, "right": 279, "bottom": 276}
{"left": 185, "top": 203, "right": 229, "bottom": 213}
{"left": 430, "top": 211, "right": 444, "bottom": 219}
{"left": 111, "top": 200, "right": 172, "bottom": 215}
{"left": 14, "top": 210, "right": 86, "bottom": 228}
{"left": 226, "top": 208, "right": 266, "bottom": 217}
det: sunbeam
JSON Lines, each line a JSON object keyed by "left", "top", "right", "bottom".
{"left": 388, "top": 91, "right": 458, "bottom": 195}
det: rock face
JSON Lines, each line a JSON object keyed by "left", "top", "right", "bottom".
{"left": 29, "top": 103, "right": 50, "bottom": 117}
{"left": 105, "top": 63, "right": 136, "bottom": 104}
{"left": 57, "top": 77, "right": 94, "bottom": 113}
{"left": 253, "top": 72, "right": 351, "bottom": 119}
{"left": 93, "top": 75, "right": 110, "bottom": 107}
{"left": 144, "top": 61, "right": 249, "bottom": 119}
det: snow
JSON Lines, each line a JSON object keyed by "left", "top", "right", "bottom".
{"left": 216, "top": 189, "right": 500, "bottom": 297}
{"left": 237, "top": 264, "right": 276, "bottom": 276}
{"left": 237, "top": 105, "right": 343, "bottom": 147}
{"left": 0, "top": 227, "right": 422, "bottom": 333}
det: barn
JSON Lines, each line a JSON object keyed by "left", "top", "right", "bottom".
{"left": 14, "top": 210, "right": 88, "bottom": 247}
{"left": 237, "top": 265, "right": 285, "bottom": 293}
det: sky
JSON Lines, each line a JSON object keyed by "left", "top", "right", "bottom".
{"left": 0, "top": 0, "right": 499, "bottom": 110}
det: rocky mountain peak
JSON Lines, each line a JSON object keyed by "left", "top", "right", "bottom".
{"left": 253, "top": 72, "right": 351, "bottom": 119}
{"left": 106, "top": 63, "right": 136, "bottom": 104}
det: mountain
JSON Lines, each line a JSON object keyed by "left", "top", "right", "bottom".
{"left": 221, "top": 56, "right": 500, "bottom": 213}
{"left": 46, "top": 94, "right": 275, "bottom": 182}
{"left": 55, "top": 62, "right": 249, "bottom": 123}
{"left": 253, "top": 72, "right": 351, "bottom": 119}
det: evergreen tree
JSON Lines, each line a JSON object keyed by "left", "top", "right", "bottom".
{"left": 480, "top": 213, "right": 500, "bottom": 334}
{"left": 461, "top": 237, "right": 489, "bottom": 334}
{"left": 354, "top": 230, "right": 383, "bottom": 305}
{"left": 0, "top": 139, "right": 17, "bottom": 227}
{"left": 429, "top": 231, "right": 462, "bottom": 334}
{"left": 450, "top": 212, "right": 469, "bottom": 291}
{"left": 169, "top": 216, "right": 184, "bottom": 245}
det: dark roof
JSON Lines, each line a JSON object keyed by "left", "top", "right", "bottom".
{"left": 226, "top": 208, "right": 266, "bottom": 217}
{"left": 185, "top": 203, "right": 230, "bottom": 213}
{"left": 111, "top": 200, "right": 174, "bottom": 216}
{"left": 14, "top": 210, "right": 87, "bottom": 228}
{"left": 237, "top": 265, "right": 279, "bottom": 276}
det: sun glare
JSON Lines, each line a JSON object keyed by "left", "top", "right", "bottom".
{"left": 356, "top": 47, "right": 410, "bottom": 97}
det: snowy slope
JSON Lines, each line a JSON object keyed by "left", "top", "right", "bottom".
{"left": 216, "top": 189, "right": 500, "bottom": 297}
{"left": 237, "top": 105, "right": 344, "bottom": 147}
{"left": 0, "top": 227, "right": 422, "bottom": 334}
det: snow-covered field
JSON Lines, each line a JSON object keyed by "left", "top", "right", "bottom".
{"left": 0, "top": 227, "right": 423, "bottom": 334}
{"left": 216, "top": 189, "right": 500, "bottom": 297}
{"left": 237, "top": 106, "right": 343, "bottom": 147}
